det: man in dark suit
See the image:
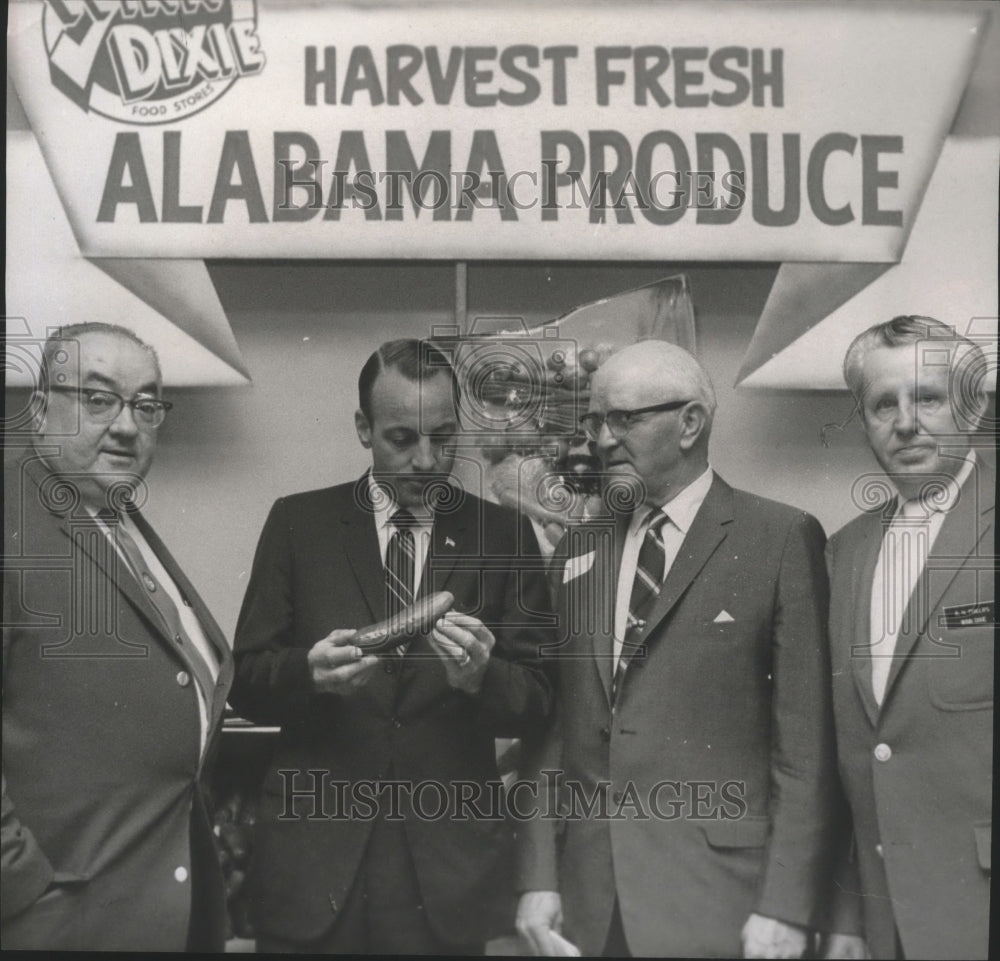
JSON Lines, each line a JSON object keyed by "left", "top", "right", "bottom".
{"left": 2, "top": 323, "right": 233, "bottom": 951}
{"left": 823, "top": 316, "right": 993, "bottom": 961}
{"left": 230, "top": 338, "right": 554, "bottom": 954}
{"left": 515, "top": 340, "right": 837, "bottom": 958}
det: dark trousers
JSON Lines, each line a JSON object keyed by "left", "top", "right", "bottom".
{"left": 256, "top": 816, "right": 483, "bottom": 955}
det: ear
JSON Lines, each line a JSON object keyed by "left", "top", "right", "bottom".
{"left": 961, "top": 385, "right": 990, "bottom": 433}
{"left": 355, "top": 409, "right": 372, "bottom": 449}
{"left": 677, "top": 402, "right": 710, "bottom": 451}
{"left": 29, "top": 390, "right": 48, "bottom": 433}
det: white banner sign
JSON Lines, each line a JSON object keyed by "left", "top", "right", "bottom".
{"left": 7, "top": 0, "right": 987, "bottom": 261}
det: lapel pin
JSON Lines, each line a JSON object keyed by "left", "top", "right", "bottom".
{"left": 445, "top": 536, "right": 456, "bottom": 548}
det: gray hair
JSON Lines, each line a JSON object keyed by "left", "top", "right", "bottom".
{"left": 843, "top": 315, "right": 986, "bottom": 400}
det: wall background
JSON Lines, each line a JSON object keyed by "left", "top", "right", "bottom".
{"left": 6, "top": 260, "right": 993, "bottom": 640}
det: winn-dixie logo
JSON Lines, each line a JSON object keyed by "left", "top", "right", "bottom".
{"left": 42, "top": 0, "right": 265, "bottom": 124}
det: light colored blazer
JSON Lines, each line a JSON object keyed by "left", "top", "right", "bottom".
{"left": 827, "top": 460, "right": 994, "bottom": 960}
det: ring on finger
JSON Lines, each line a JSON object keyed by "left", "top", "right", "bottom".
{"left": 458, "top": 651, "right": 471, "bottom": 667}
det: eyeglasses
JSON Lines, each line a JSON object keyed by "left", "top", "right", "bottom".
{"left": 49, "top": 386, "right": 172, "bottom": 429}
{"left": 580, "top": 400, "right": 692, "bottom": 442}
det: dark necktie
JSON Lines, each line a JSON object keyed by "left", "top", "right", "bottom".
{"left": 100, "top": 511, "right": 217, "bottom": 707}
{"left": 385, "top": 508, "right": 417, "bottom": 654}
{"left": 613, "top": 510, "right": 670, "bottom": 704}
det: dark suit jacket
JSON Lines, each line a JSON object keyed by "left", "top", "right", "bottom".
{"left": 517, "top": 474, "right": 838, "bottom": 957}
{"left": 827, "top": 460, "right": 994, "bottom": 960}
{"left": 229, "top": 477, "right": 554, "bottom": 946}
{"left": 1, "top": 453, "right": 233, "bottom": 951}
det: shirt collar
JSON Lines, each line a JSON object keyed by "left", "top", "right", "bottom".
{"left": 367, "top": 473, "right": 434, "bottom": 532}
{"left": 632, "top": 465, "right": 714, "bottom": 536}
{"left": 897, "top": 450, "right": 976, "bottom": 516}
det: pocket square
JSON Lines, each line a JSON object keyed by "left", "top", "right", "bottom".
{"left": 713, "top": 610, "right": 735, "bottom": 624}
{"left": 563, "top": 550, "right": 596, "bottom": 584}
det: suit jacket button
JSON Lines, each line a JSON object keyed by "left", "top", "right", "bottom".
{"left": 600, "top": 726, "right": 611, "bottom": 742}
{"left": 392, "top": 718, "right": 403, "bottom": 729}
{"left": 174, "top": 866, "right": 188, "bottom": 883}
{"left": 176, "top": 671, "right": 191, "bottom": 687}
{"left": 875, "top": 843, "right": 884, "bottom": 857}
{"left": 874, "top": 743, "right": 892, "bottom": 762}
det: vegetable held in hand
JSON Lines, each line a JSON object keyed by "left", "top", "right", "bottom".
{"left": 354, "top": 591, "right": 455, "bottom": 654}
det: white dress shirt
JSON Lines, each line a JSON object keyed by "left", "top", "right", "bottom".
{"left": 613, "top": 466, "right": 714, "bottom": 670}
{"left": 869, "top": 451, "right": 976, "bottom": 705}
{"left": 369, "top": 474, "right": 434, "bottom": 597}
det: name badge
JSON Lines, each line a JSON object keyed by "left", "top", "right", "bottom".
{"left": 940, "top": 601, "right": 995, "bottom": 629}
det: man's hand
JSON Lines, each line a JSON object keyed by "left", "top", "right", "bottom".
{"left": 516, "top": 890, "right": 564, "bottom": 955}
{"left": 822, "top": 933, "right": 869, "bottom": 959}
{"left": 430, "top": 611, "right": 495, "bottom": 694}
{"left": 307, "top": 629, "right": 379, "bottom": 694}
{"left": 741, "top": 913, "right": 809, "bottom": 959}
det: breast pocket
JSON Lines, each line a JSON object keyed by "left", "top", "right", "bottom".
{"left": 927, "top": 627, "right": 994, "bottom": 711}
{"left": 699, "top": 610, "right": 747, "bottom": 641}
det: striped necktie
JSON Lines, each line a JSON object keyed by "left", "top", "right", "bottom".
{"left": 613, "top": 510, "right": 670, "bottom": 703}
{"left": 385, "top": 508, "right": 417, "bottom": 654}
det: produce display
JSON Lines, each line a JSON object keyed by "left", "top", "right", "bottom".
{"left": 354, "top": 591, "right": 456, "bottom": 653}
{"left": 454, "top": 274, "right": 697, "bottom": 545}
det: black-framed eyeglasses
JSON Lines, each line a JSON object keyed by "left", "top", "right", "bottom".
{"left": 580, "top": 399, "right": 692, "bottom": 442}
{"left": 49, "top": 386, "right": 172, "bottom": 429}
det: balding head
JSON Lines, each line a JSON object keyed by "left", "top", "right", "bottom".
{"left": 587, "top": 340, "right": 716, "bottom": 508}
{"left": 592, "top": 341, "right": 717, "bottom": 425}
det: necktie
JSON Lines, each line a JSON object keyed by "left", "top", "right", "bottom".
{"left": 613, "top": 510, "right": 671, "bottom": 703}
{"left": 385, "top": 508, "right": 416, "bottom": 654}
{"left": 100, "top": 511, "right": 217, "bottom": 707}
{"left": 870, "top": 498, "right": 930, "bottom": 706}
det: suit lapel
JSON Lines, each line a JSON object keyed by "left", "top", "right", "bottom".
{"left": 423, "top": 489, "right": 471, "bottom": 599}
{"left": 882, "top": 468, "right": 994, "bottom": 704}
{"left": 132, "top": 510, "right": 234, "bottom": 737}
{"left": 341, "top": 478, "right": 471, "bottom": 624}
{"left": 633, "top": 477, "right": 733, "bottom": 649}
{"left": 592, "top": 516, "right": 628, "bottom": 707}
{"left": 133, "top": 511, "right": 227, "bottom": 655}
{"left": 340, "top": 488, "right": 387, "bottom": 623}
{"left": 23, "top": 455, "right": 169, "bottom": 643}
{"left": 847, "top": 511, "right": 884, "bottom": 727}
{"left": 24, "top": 458, "right": 232, "bottom": 742}
{"left": 72, "top": 514, "right": 167, "bottom": 635}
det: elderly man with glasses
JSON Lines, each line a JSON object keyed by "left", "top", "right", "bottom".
{"left": 515, "top": 340, "right": 838, "bottom": 958}
{"left": 2, "top": 323, "right": 233, "bottom": 951}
